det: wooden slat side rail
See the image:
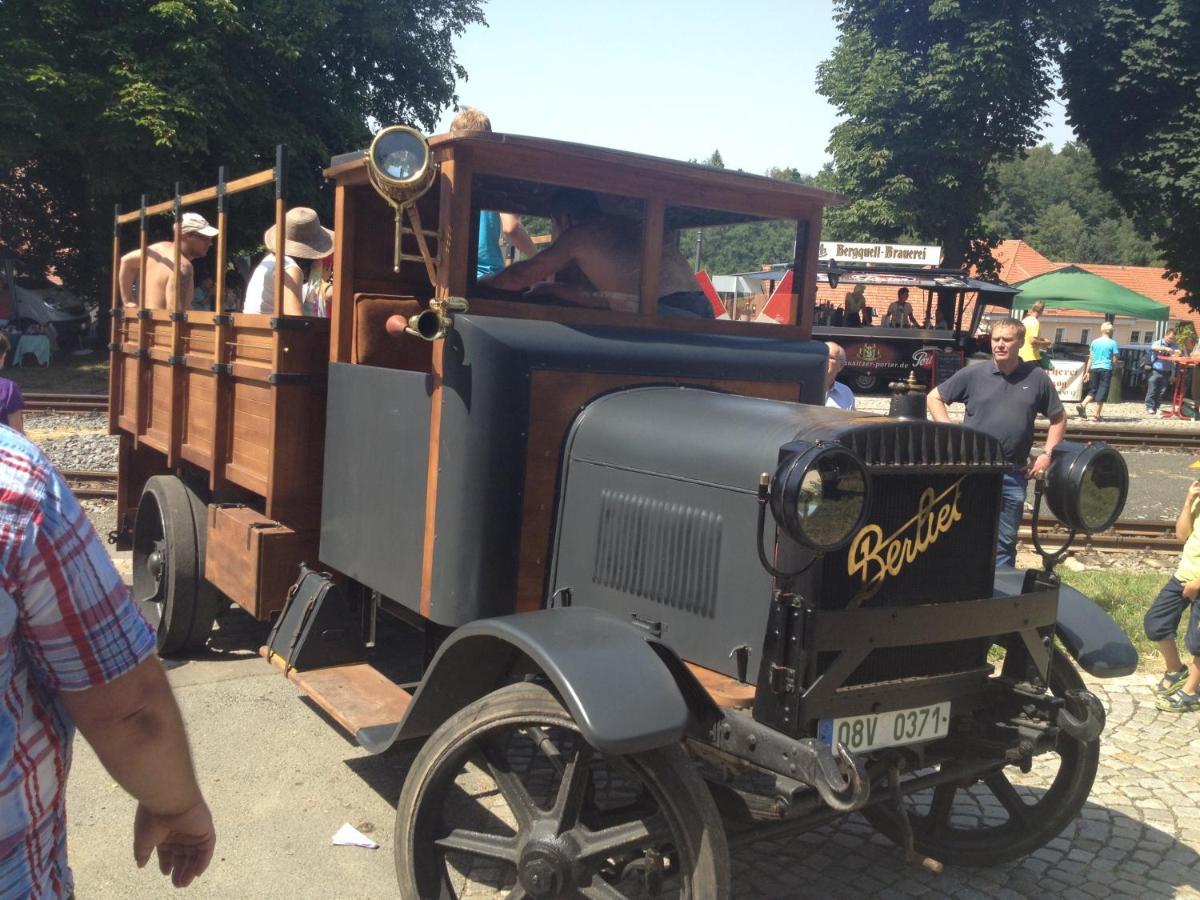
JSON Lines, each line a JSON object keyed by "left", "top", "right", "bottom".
{"left": 514, "top": 371, "right": 802, "bottom": 612}
{"left": 115, "top": 169, "right": 275, "bottom": 224}
{"left": 685, "top": 662, "right": 755, "bottom": 710}
{"left": 330, "top": 181, "right": 356, "bottom": 363}
{"left": 637, "top": 197, "right": 665, "bottom": 318}
{"left": 260, "top": 650, "right": 413, "bottom": 736}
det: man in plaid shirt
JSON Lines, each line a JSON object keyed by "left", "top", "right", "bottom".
{"left": 0, "top": 427, "right": 214, "bottom": 896}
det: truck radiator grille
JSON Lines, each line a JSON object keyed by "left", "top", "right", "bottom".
{"left": 592, "top": 490, "right": 721, "bottom": 617}
{"left": 840, "top": 420, "right": 1006, "bottom": 470}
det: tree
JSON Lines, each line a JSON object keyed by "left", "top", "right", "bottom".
{"left": 1058, "top": 0, "right": 1200, "bottom": 299}
{"left": 816, "top": 1, "right": 1076, "bottom": 272}
{"left": 0, "top": 0, "right": 484, "bottom": 298}
{"left": 982, "top": 142, "right": 1161, "bottom": 265}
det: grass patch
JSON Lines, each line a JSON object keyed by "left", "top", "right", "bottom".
{"left": 1058, "top": 569, "right": 1166, "bottom": 664}
{"left": 4, "top": 350, "right": 109, "bottom": 394}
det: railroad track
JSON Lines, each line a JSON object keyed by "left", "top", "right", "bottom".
{"left": 1034, "top": 423, "right": 1200, "bottom": 451}
{"left": 1019, "top": 514, "right": 1182, "bottom": 552}
{"left": 61, "top": 468, "right": 118, "bottom": 500}
{"left": 24, "top": 392, "right": 108, "bottom": 413}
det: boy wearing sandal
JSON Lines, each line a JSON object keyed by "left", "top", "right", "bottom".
{"left": 1145, "top": 478, "right": 1200, "bottom": 711}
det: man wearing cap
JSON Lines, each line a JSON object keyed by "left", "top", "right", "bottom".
{"left": 118, "top": 212, "right": 218, "bottom": 310}
{"left": 243, "top": 207, "right": 334, "bottom": 317}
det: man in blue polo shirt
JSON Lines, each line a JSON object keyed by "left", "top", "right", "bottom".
{"left": 927, "top": 317, "right": 1067, "bottom": 567}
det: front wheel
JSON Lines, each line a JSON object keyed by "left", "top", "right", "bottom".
{"left": 863, "top": 655, "right": 1100, "bottom": 867}
{"left": 394, "top": 681, "right": 730, "bottom": 898}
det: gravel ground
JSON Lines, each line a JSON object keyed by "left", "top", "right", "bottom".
{"left": 25, "top": 410, "right": 117, "bottom": 470}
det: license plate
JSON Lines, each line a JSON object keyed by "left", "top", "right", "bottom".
{"left": 818, "top": 701, "right": 950, "bottom": 754}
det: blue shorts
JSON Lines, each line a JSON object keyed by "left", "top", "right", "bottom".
{"left": 1088, "top": 367, "right": 1113, "bottom": 402}
{"left": 1144, "top": 577, "right": 1200, "bottom": 656}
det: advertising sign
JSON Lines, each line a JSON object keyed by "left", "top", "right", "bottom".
{"left": 1048, "top": 359, "right": 1087, "bottom": 402}
{"left": 818, "top": 242, "right": 943, "bottom": 267}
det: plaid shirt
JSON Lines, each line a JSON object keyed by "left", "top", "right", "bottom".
{"left": 0, "top": 428, "right": 155, "bottom": 898}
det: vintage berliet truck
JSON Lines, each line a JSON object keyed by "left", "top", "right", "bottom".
{"left": 110, "top": 125, "right": 1137, "bottom": 897}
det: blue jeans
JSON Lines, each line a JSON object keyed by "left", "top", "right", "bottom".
{"left": 1145, "top": 369, "right": 1170, "bottom": 412}
{"left": 997, "top": 472, "right": 1027, "bottom": 568}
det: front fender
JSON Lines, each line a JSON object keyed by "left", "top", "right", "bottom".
{"left": 358, "top": 607, "right": 705, "bottom": 756}
{"left": 994, "top": 568, "right": 1137, "bottom": 678}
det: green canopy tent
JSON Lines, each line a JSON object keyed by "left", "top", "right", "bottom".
{"left": 1010, "top": 265, "right": 1168, "bottom": 321}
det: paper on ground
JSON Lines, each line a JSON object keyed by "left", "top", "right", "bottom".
{"left": 332, "top": 822, "right": 380, "bottom": 849}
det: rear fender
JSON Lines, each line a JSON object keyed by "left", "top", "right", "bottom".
{"left": 357, "top": 607, "right": 719, "bottom": 755}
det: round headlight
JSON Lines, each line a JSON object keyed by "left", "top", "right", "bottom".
{"left": 770, "top": 443, "right": 871, "bottom": 552}
{"left": 1045, "top": 441, "right": 1128, "bottom": 534}
{"left": 366, "top": 125, "right": 436, "bottom": 206}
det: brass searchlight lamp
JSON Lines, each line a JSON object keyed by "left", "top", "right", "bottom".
{"left": 365, "top": 125, "right": 440, "bottom": 282}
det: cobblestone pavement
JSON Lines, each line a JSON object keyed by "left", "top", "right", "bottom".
{"left": 721, "top": 672, "right": 1200, "bottom": 899}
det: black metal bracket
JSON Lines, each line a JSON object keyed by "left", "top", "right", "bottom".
{"left": 137, "top": 309, "right": 152, "bottom": 320}
{"left": 211, "top": 363, "right": 232, "bottom": 374}
{"left": 212, "top": 314, "right": 234, "bottom": 326}
{"left": 167, "top": 355, "right": 186, "bottom": 366}
{"left": 169, "top": 311, "right": 187, "bottom": 322}
{"left": 709, "top": 709, "right": 870, "bottom": 812}
{"left": 217, "top": 165, "right": 227, "bottom": 214}
{"left": 270, "top": 316, "right": 311, "bottom": 331}
{"left": 107, "top": 341, "right": 120, "bottom": 352}
{"left": 267, "top": 372, "right": 312, "bottom": 385}
{"left": 133, "top": 349, "right": 149, "bottom": 359}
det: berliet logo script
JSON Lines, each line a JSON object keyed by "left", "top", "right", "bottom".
{"left": 846, "top": 477, "right": 966, "bottom": 605}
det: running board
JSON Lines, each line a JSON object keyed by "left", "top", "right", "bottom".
{"left": 260, "top": 647, "right": 412, "bottom": 740}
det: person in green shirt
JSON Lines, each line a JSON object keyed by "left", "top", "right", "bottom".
{"left": 1144, "top": 478, "right": 1200, "bottom": 712}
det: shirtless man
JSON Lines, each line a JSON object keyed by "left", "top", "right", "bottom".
{"left": 118, "top": 212, "right": 218, "bottom": 310}
{"left": 480, "top": 188, "right": 713, "bottom": 317}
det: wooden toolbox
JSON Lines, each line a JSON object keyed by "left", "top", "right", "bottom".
{"left": 205, "top": 504, "right": 319, "bottom": 620}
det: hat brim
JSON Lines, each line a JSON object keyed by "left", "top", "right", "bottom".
{"left": 262, "top": 222, "right": 334, "bottom": 260}
{"left": 184, "top": 225, "right": 219, "bottom": 238}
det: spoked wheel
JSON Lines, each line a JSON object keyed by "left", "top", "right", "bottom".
{"left": 394, "top": 682, "right": 730, "bottom": 899}
{"left": 132, "top": 476, "right": 220, "bottom": 655}
{"left": 863, "top": 655, "right": 1100, "bottom": 866}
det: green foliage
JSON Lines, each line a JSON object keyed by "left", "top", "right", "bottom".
{"left": 983, "top": 143, "right": 1161, "bottom": 266}
{"left": 816, "top": 0, "right": 1078, "bottom": 269}
{"left": 1058, "top": 568, "right": 1163, "bottom": 663}
{"left": 0, "top": 0, "right": 485, "bottom": 298}
{"left": 1058, "top": 0, "right": 1200, "bottom": 302}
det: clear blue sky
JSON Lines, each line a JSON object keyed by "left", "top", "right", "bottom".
{"left": 435, "top": 0, "right": 1075, "bottom": 176}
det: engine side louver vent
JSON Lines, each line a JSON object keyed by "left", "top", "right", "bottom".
{"left": 593, "top": 490, "right": 721, "bottom": 618}
{"left": 841, "top": 422, "right": 1005, "bottom": 470}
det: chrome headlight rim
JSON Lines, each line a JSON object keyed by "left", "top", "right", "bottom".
{"left": 769, "top": 441, "right": 873, "bottom": 553}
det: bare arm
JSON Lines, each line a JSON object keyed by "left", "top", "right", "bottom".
{"left": 499, "top": 212, "right": 537, "bottom": 258}
{"left": 926, "top": 386, "right": 950, "bottom": 422}
{"left": 280, "top": 263, "right": 305, "bottom": 316}
{"left": 1028, "top": 409, "right": 1067, "bottom": 479}
{"left": 1177, "top": 482, "right": 1200, "bottom": 541}
{"left": 60, "top": 656, "right": 214, "bottom": 886}
{"left": 118, "top": 250, "right": 139, "bottom": 306}
{"left": 7, "top": 409, "right": 23, "bottom": 434}
{"left": 482, "top": 230, "right": 580, "bottom": 291}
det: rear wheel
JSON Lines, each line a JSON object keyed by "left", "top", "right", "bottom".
{"left": 394, "top": 682, "right": 730, "bottom": 898}
{"left": 863, "top": 655, "right": 1100, "bottom": 866}
{"left": 132, "top": 476, "right": 219, "bottom": 655}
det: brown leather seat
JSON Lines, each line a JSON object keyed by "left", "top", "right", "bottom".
{"left": 353, "top": 295, "right": 433, "bottom": 371}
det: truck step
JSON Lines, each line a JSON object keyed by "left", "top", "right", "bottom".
{"left": 261, "top": 647, "right": 412, "bottom": 738}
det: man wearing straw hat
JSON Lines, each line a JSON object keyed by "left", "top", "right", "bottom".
{"left": 243, "top": 207, "right": 334, "bottom": 316}
{"left": 117, "top": 212, "right": 218, "bottom": 310}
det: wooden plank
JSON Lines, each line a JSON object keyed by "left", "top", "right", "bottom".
{"left": 637, "top": 197, "right": 665, "bottom": 318}
{"left": 419, "top": 340, "right": 446, "bottom": 618}
{"left": 224, "top": 462, "right": 269, "bottom": 497}
{"left": 439, "top": 152, "right": 473, "bottom": 300}
{"left": 514, "top": 371, "right": 801, "bottom": 611}
{"left": 330, "top": 182, "right": 356, "bottom": 363}
{"left": 685, "top": 662, "right": 755, "bottom": 710}
{"left": 262, "top": 654, "right": 414, "bottom": 736}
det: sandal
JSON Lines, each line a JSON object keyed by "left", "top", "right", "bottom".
{"left": 1155, "top": 668, "right": 1189, "bottom": 695}
{"left": 1156, "top": 689, "right": 1200, "bottom": 713}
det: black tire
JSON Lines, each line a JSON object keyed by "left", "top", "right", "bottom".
{"left": 132, "top": 476, "right": 215, "bottom": 655}
{"left": 863, "top": 655, "right": 1100, "bottom": 867}
{"left": 394, "top": 682, "right": 730, "bottom": 899}
{"left": 183, "top": 487, "right": 224, "bottom": 642}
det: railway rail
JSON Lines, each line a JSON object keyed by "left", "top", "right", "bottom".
{"left": 24, "top": 392, "right": 108, "bottom": 412}
{"left": 1019, "top": 514, "right": 1181, "bottom": 553}
{"left": 61, "top": 468, "right": 118, "bottom": 500}
{"left": 1034, "top": 423, "right": 1200, "bottom": 451}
